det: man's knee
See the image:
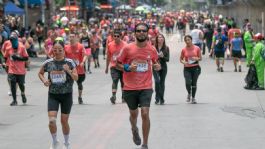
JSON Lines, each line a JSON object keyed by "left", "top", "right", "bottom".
{"left": 141, "top": 111, "right": 150, "bottom": 121}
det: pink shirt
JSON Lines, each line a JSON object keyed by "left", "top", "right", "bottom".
{"left": 180, "top": 45, "right": 201, "bottom": 67}
{"left": 4, "top": 42, "right": 28, "bottom": 74}
{"left": 117, "top": 43, "right": 158, "bottom": 90}
{"left": 107, "top": 41, "right": 127, "bottom": 68}
{"left": 65, "top": 43, "right": 86, "bottom": 75}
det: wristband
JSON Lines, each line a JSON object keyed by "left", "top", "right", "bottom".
{"left": 123, "top": 64, "right": 131, "bottom": 72}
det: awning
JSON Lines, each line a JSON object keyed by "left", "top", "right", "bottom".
{"left": 19, "top": 0, "right": 44, "bottom": 5}
{"left": 4, "top": 1, "right": 25, "bottom": 15}
{"left": 60, "top": 6, "right": 79, "bottom": 11}
{"left": 100, "top": 4, "right": 112, "bottom": 9}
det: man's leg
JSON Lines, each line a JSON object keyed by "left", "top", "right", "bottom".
{"left": 141, "top": 107, "right": 150, "bottom": 146}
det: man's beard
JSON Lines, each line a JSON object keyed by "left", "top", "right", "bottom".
{"left": 136, "top": 36, "right": 147, "bottom": 42}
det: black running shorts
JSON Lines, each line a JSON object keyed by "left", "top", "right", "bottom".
{"left": 48, "top": 93, "right": 73, "bottom": 114}
{"left": 123, "top": 89, "right": 153, "bottom": 110}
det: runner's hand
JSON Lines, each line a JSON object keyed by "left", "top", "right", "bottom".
{"left": 63, "top": 64, "right": 70, "bottom": 72}
{"left": 43, "top": 79, "right": 51, "bottom": 87}
{"left": 80, "top": 62, "right": 84, "bottom": 67}
{"left": 129, "top": 62, "right": 137, "bottom": 72}
{"left": 105, "top": 67, "right": 108, "bottom": 74}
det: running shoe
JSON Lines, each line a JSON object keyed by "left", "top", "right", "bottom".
{"left": 8, "top": 91, "right": 11, "bottom": 96}
{"left": 160, "top": 100, "right": 165, "bottom": 105}
{"left": 186, "top": 94, "right": 191, "bottom": 102}
{"left": 191, "top": 98, "right": 197, "bottom": 104}
{"left": 155, "top": 100, "right": 159, "bottom": 105}
{"left": 234, "top": 68, "right": 237, "bottom": 72}
{"left": 220, "top": 67, "right": 224, "bottom": 72}
{"left": 78, "top": 97, "right": 83, "bottom": 104}
{"left": 62, "top": 143, "right": 71, "bottom": 149}
{"left": 21, "top": 94, "right": 27, "bottom": 104}
{"left": 239, "top": 66, "right": 242, "bottom": 72}
{"left": 141, "top": 144, "right": 148, "bottom": 149}
{"left": 49, "top": 140, "right": 59, "bottom": 149}
{"left": 132, "top": 127, "right": 141, "bottom": 145}
{"left": 110, "top": 96, "right": 116, "bottom": 104}
{"left": 10, "top": 101, "right": 17, "bottom": 106}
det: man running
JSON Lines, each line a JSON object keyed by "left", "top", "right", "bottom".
{"left": 117, "top": 23, "right": 161, "bottom": 149}
{"left": 105, "top": 29, "right": 127, "bottom": 104}
{"left": 65, "top": 33, "right": 88, "bottom": 104}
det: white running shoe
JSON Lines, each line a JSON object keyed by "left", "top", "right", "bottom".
{"left": 8, "top": 91, "right": 11, "bottom": 96}
{"left": 62, "top": 143, "right": 71, "bottom": 149}
{"left": 49, "top": 140, "right": 60, "bottom": 149}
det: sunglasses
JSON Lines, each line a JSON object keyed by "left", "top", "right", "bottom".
{"left": 136, "top": 30, "right": 148, "bottom": 33}
{"left": 113, "top": 35, "right": 120, "bottom": 38}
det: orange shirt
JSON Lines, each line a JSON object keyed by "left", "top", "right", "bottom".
{"left": 117, "top": 43, "right": 158, "bottom": 90}
{"left": 4, "top": 42, "right": 28, "bottom": 74}
{"left": 65, "top": 43, "right": 86, "bottom": 75}
{"left": 107, "top": 40, "right": 127, "bottom": 68}
{"left": 180, "top": 45, "right": 201, "bottom": 68}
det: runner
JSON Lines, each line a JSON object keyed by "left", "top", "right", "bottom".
{"left": 65, "top": 33, "right": 88, "bottom": 104}
{"left": 90, "top": 29, "right": 102, "bottom": 68}
{"left": 105, "top": 29, "right": 127, "bottom": 104}
{"left": 180, "top": 35, "right": 202, "bottom": 104}
{"left": 153, "top": 34, "right": 170, "bottom": 105}
{"left": 3, "top": 31, "right": 29, "bottom": 106}
{"left": 80, "top": 27, "right": 92, "bottom": 74}
{"left": 38, "top": 39, "right": 78, "bottom": 149}
{"left": 211, "top": 28, "right": 228, "bottom": 72}
{"left": 230, "top": 32, "right": 243, "bottom": 72}
{"left": 117, "top": 23, "right": 161, "bottom": 149}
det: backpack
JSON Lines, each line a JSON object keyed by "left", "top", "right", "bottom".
{"left": 215, "top": 34, "right": 224, "bottom": 49}
{"left": 260, "top": 46, "right": 265, "bottom": 60}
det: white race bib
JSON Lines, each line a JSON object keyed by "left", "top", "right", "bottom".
{"left": 82, "top": 41, "right": 89, "bottom": 47}
{"left": 136, "top": 63, "right": 148, "bottom": 72}
{"left": 188, "top": 59, "right": 196, "bottom": 64}
{"left": 50, "top": 71, "right": 66, "bottom": 84}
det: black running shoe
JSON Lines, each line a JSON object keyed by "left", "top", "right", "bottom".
{"left": 21, "top": 94, "right": 27, "bottom": 104}
{"left": 110, "top": 96, "right": 116, "bottom": 104}
{"left": 132, "top": 127, "right": 141, "bottom": 146}
{"left": 78, "top": 97, "right": 83, "bottom": 104}
{"left": 10, "top": 101, "right": 18, "bottom": 106}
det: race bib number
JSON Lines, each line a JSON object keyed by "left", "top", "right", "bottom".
{"left": 82, "top": 41, "right": 89, "bottom": 47}
{"left": 50, "top": 71, "right": 66, "bottom": 84}
{"left": 136, "top": 63, "right": 148, "bottom": 72}
{"left": 188, "top": 58, "right": 196, "bottom": 64}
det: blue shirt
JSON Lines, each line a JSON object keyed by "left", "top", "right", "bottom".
{"left": 231, "top": 37, "right": 242, "bottom": 51}
{"left": 214, "top": 34, "right": 228, "bottom": 52}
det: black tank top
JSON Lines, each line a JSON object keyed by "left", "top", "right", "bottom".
{"left": 80, "top": 34, "right": 90, "bottom": 48}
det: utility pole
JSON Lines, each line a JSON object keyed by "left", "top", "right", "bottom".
{"left": 24, "top": 0, "right": 28, "bottom": 30}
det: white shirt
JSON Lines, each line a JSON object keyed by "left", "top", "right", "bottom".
{"left": 190, "top": 29, "right": 203, "bottom": 44}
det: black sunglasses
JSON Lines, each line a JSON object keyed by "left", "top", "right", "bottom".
{"left": 136, "top": 30, "right": 148, "bottom": 33}
{"left": 113, "top": 35, "right": 120, "bottom": 38}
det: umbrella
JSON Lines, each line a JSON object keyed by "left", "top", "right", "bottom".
{"left": 135, "top": 6, "right": 145, "bottom": 11}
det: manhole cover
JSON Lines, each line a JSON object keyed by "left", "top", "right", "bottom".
{"left": 222, "top": 106, "right": 265, "bottom": 119}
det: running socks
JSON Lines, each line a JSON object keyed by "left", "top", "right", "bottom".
{"left": 64, "top": 134, "right": 70, "bottom": 145}
{"left": 51, "top": 133, "right": 57, "bottom": 144}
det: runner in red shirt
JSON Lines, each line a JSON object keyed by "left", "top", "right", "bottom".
{"left": 105, "top": 30, "right": 127, "bottom": 104}
{"left": 4, "top": 31, "right": 29, "bottom": 106}
{"left": 117, "top": 23, "right": 161, "bottom": 149}
{"left": 44, "top": 30, "right": 57, "bottom": 59}
{"left": 65, "top": 33, "right": 88, "bottom": 104}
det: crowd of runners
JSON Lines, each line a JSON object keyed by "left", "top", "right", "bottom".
{"left": 0, "top": 10, "right": 265, "bottom": 149}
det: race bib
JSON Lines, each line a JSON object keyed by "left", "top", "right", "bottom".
{"left": 82, "top": 41, "right": 89, "bottom": 47}
{"left": 136, "top": 63, "right": 148, "bottom": 72}
{"left": 50, "top": 71, "right": 66, "bottom": 84}
{"left": 188, "top": 58, "right": 196, "bottom": 64}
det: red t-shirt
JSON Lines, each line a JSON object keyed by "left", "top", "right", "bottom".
{"left": 65, "top": 43, "right": 86, "bottom": 75}
{"left": 107, "top": 41, "right": 127, "bottom": 68}
{"left": 4, "top": 42, "right": 29, "bottom": 74}
{"left": 117, "top": 43, "right": 158, "bottom": 90}
{"left": 180, "top": 45, "right": 201, "bottom": 68}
